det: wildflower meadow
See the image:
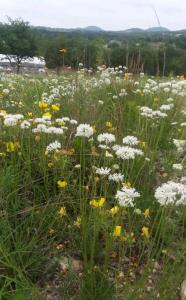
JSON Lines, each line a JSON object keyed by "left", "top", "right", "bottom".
{"left": 0, "top": 68, "right": 186, "bottom": 299}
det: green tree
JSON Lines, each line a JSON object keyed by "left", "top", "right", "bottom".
{"left": 44, "top": 36, "right": 68, "bottom": 73}
{"left": 0, "top": 18, "right": 37, "bottom": 73}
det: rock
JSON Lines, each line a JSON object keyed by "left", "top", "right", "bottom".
{"left": 71, "top": 257, "right": 83, "bottom": 272}
{"left": 59, "top": 256, "right": 69, "bottom": 272}
{"left": 59, "top": 256, "right": 83, "bottom": 273}
{"left": 181, "top": 279, "right": 186, "bottom": 300}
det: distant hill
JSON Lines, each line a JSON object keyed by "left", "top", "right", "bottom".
{"left": 147, "top": 27, "right": 170, "bottom": 32}
{"left": 35, "top": 25, "right": 104, "bottom": 33}
{"left": 125, "top": 28, "right": 145, "bottom": 33}
{"left": 33, "top": 25, "right": 186, "bottom": 40}
{"left": 83, "top": 26, "right": 103, "bottom": 32}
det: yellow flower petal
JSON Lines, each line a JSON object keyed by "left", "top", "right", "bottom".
{"left": 142, "top": 226, "right": 149, "bottom": 237}
{"left": 57, "top": 181, "right": 67, "bottom": 188}
{"left": 113, "top": 226, "right": 122, "bottom": 237}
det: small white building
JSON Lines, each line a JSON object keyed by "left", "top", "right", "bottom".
{"left": 0, "top": 54, "right": 46, "bottom": 73}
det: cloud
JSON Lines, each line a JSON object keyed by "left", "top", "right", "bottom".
{"left": 0, "top": 0, "right": 185, "bottom": 30}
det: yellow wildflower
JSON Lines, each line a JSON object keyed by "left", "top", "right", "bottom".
{"left": 143, "top": 209, "right": 150, "bottom": 218}
{"left": 162, "top": 172, "right": 168, "bottom": 178}
{"left": 38, "top": 101, "right": 48, "bottom": 109}
{"left": 51, "top": 104, "right": 60, "bottom": 111}
{"left": 113, "top": 226, "right": 122, "bottom": 237}
{"left": 57, "top": 180, "right": 67, "bottom": 188}
{"left": 122, "top": 181, "right": 131, "bottom": 188}
{"left": 42, "top": 112, "right": 52, "bottom": 118}
{"left": 89, "top": 197, "right": 106, "bottom": 208}
{"left": 142, "top": 226, "right": 149, "bottom": 237}
{"left": 74, "top": 216, "right": 81, "bottom": 227}
{"left": 27, "top": 112, "right": 33, "bottom": 117}
{"left": 58, "top": 206, "right": 66, "bottom": 217}
{"left": 106, "top": 121, "right": 112, "bottom": 128}
{"left": 110, "top": 206, "right": 119, "bottom": 215}
{"left": 6, "top": 142, "right": 17, "bottom": 152}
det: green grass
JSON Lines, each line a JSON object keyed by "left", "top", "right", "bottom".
{"left": 0, "top": 71, "right": 185, "bottom": 299}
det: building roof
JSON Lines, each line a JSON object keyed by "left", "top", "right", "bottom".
{"left": 0, "top": 54, "right": 45, "bottom": 66}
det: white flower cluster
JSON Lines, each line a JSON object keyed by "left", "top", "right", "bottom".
{"left": 172, "top": 163, "right": 183, "bottom": 171}
{"left": 76, "top": 124, "right": 94, "bottom": 138}
{"left": 46, "top": 127, "right": 64, "bottom": 135}
{"left": 108, "top": 173, "right": 124, "bottom": 182}
{"left": 46, "top": 141, "right": 61, "bottom": 153}
{"left": 115, "top": 146, "right": 143, "bottom": 160}
{"left": 97, "top": 133, "right": 116, "bottom": 144}
{"left": 56, "top": 117, "right": 78, "bottom": 125}
{"left": 32, "top": 124, "right": 64, "bottom": 135}
{"left": 20, "top": 120, "right": 31, "bottom": 129}
{"left": 160, "top": 104, "right": 174, "bottom": 111}
{"left": 3, "top": 88, "right": 10, "bottom": 95}
{"left": 155, "top": 181, "right": 186, "bottom": 206}
{"left": 34, "top": 117, "right": 51, "bottom": 125}
{"left": 173, "top": 139, "right": 186, "bottom": 153}
{"left": 4, "top": 114, "right": 24, "bottom": 126}
{"left": 115, "top": 187, "right": 140, "bottom": 207}
{"left": 140, "top": 106, "right": 167, "bottom": 118}
{"left": 123, "top": 135, "right": 139, "bottom": 146}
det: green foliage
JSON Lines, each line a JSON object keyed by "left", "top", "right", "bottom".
{"left": 0, "top": 18, "right": 37, "bottom": 73}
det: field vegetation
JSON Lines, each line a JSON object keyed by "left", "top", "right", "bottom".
{"left": 0, "top": 68, "right": 186, "bottom": 299}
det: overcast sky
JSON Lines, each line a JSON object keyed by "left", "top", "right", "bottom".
{"left": 0, "top": 0, "right": 185, "bottom": 31}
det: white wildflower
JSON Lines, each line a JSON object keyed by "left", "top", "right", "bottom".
{"left": 155, "top": 181, "right": 186, "bottom": 206}
{"left": 95, "top": 167, "right": 111, "bottom": 176}
{"left": 46, "top": 127, "right": 64, "bottom": 135}
{"left": 115, "top": 146, "right": 143, "bottom": 160}
{"left": 123, "top": 136, "right": 139, "bottom": 146}
{"left": 46, "top": 141, "right": 61, "bottom": 153}
{"left": 76, "top": 124, "right": 94, "bottom": 138}
{"left": 115, "top": 187, "right": 140, "bottom": 207}
{"left": 20, "top": 120, "right": 31, "bottom": 129}
{"left": 108, "top": 173, "right": 124, "bottom": 182}
{"left": 97, "top": 133, "right": 116, "bottom": 144}
{"left": 172, "top": 164, "right": 183, "bottom": 171}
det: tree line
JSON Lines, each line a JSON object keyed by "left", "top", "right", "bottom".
{"left": 1, "top": 18, "right": 186, "bottom": 75}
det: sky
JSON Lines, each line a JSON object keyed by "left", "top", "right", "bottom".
{"left": 0, "top": 0, "right": 185, "bottom": 31}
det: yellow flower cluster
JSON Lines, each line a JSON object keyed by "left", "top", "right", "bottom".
{"left": 89, "top": 197, "right": 106, "bottom": 208}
